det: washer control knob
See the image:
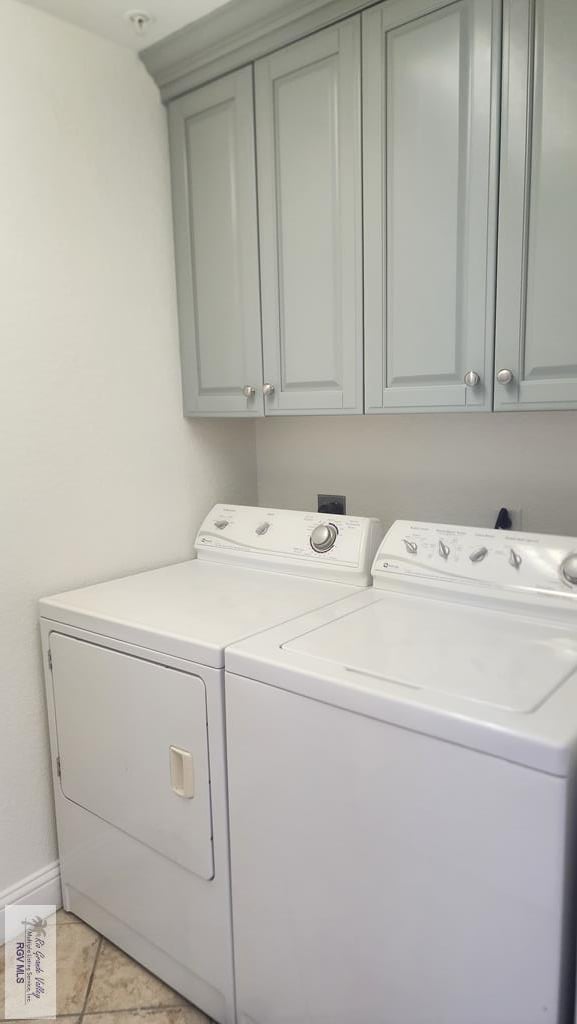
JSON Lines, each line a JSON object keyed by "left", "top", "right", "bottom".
{"left": 464, "top": 370, "right": 480, "bottom": 388}
{"left": 255, "top": 522, "right": 270, "bottom": 535}
{"left": 560, "top": 553, "right": 577, "bottom": 587}
{"left": 214, "top": 519, "right": 229, "bottom": 530}
{"left": 470, "top": 546, "right": 488, "bottom": 563}
{"left": 310, "top": 522, "right": 338, "bottom": 553}
{"left": 403, "top": 539, "right": 418, "bottom": 555}
{"left": 496, "top": 368, "right": 514, "bottom": 385}
{"left": 509, "top": 548, "right": 522, "bottom": 570}
{"left": 438, "top": 540, "right": 450, "bottom": 560}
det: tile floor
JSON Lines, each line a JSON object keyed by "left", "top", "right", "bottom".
{"left": 1, "top": 910, "right": 211, "bottom": 1024}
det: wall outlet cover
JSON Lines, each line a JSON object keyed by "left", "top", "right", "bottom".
{"left": 318, "top": 494, "right": 346, "bottom": 515}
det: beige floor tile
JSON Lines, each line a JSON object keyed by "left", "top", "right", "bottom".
{"left": 85, "top": 943, "right": 185, "bottom": 1014}
{"left": 4, "top": 1019, "right": 80, "bottom": 1024}
{"left": 55, "top": 910, "right": 79, "bottom": 926}
{"left": 56, "top": 921, "right": 101, "bottom": 1014}
{"left": 84, "top": 1009, "right": 210, "bottom": 1024}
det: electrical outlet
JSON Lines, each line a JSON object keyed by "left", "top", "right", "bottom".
{"left": 318, "top": 494, "right": 346, "bottom": 516}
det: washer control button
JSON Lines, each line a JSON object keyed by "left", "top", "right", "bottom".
{"left": 560, "top": 553, "right": 577, "bottom": 587}
{"left": 310, "top": 523, "right": 338, "bottom": 553}
{"left": 509, "top": 548, "right": 522, "bottom": 570}
{"left": 403, "top": 539, "right": 418, "bottom": 555}
{"left": 438, "top": 540, "right": 450, "bottom": 560}
{"left": 470, "top": 547, "right": 488, "bottom": 563}
{"left": 214, "top": 520, "right": 229, "bottom": 530}
{"left": 255, "top": 522, "right": 270, "bottom": 535}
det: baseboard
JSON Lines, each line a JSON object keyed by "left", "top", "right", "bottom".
{"left": 0, "top": 861, "right": 62, "bottom": 945}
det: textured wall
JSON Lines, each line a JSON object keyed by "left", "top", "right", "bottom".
{"left": 256, "top": 412, "right": 577, "bottom": 535}
{"left": 0, "top": 0, "right": 256, "bottom": 897}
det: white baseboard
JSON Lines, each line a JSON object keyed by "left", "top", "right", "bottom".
{"left": 0, "top": 861, "right": 62, "bottom": 945}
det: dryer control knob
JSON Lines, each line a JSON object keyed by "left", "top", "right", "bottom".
{"left": 561, "top": 553, "right": 577, "bottom": 587}
{"left": 310, "top": 523, "right": 338, "bottom": 553}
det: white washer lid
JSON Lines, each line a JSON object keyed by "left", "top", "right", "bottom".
{"left": 284, "top": 591, "right": 577, "bottom": 713}
{"left": 226, "top": 589, "right": 577, "bottom": 775}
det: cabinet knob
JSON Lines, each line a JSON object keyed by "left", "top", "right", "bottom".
{"left": 496, "top": 368, "right": 514, "bottom": 385}
{"left": 464, "top": 370, "right": 480, "bottom": 388}
{"left": 263, "top": 383, "right": 275, "bottom": 397}
{"left": 242, "top": 385, "right": 256, "bottom": 398}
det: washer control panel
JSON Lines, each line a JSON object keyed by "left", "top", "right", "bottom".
{"left": 373, "top": 520, "right": 577, "bottom": 596}
{"left": 195, "top": 505, "right": 383, "bottom": 585}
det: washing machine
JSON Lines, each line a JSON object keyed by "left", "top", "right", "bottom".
{"left": 226, "top": 519, "right": 577, "bottom": 1024}
{"left": 39, "top": 504, "right": 382, "bottom": 1024}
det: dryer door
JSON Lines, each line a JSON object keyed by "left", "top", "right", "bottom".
{"left": 50, "top": 633, "right": 214, "bottom": 879}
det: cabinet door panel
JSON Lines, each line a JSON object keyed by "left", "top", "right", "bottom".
{"left": 168, "top": 69, "right": 263, "bottom": 416}
{"left": 495, "top": 0, "right": 577, "bottom": 409}
{"left": 364, "top": 0, "right": 500, "bottom": 413}
{"left": 255, "top": 21, "right": 362, "bottom": 415}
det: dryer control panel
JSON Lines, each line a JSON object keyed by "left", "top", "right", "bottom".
{"left": 373, "top": 520, "right": 577, "bottom": 597}
{"left": 195, "top": 505, "right": 383, "bottom": 586}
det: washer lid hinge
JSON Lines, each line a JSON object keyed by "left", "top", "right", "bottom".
{"left": 56, "top": 756, "right": 61, "bottom": 779}
{"left": 48, "top": 649, "right": 53, "bottom": 670}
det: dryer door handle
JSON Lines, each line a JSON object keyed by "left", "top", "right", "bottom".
{"left": 169, "top": 746, "right": 195, "bottom": 799}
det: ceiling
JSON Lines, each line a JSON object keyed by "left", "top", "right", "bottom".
{"left": 16, "top": 0, "right": 232, "bottom": 51}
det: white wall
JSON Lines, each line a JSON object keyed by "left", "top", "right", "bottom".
{"left": 0, "top": 0, "right": 256, "bottom": 901}
{"left": 256, "top": 413, "right": 577, "bottom": 535}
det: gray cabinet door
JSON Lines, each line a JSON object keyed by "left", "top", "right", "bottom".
{"left": 364, "top": 0, "right": 500, "bottom": 414}
{"left": 495, "top": 0, "right": 577, "bottom": 411}
{"left": 255, "top": 20, "right": 363, "bottom": 415}
{"left": 168, "top": 68, "right": 264, "bottom": 417}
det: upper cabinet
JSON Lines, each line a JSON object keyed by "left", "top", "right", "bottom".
{"left": 363, "top": 0, "right": 500, "bottom": 414}
{"left": 168, "top": 68, "right": 263, "bottom": 417}
{"left": 495, "top": 0, "right": 577, "bottom": 410}
{"left": 255, "top": 20, "right": 363, "bottom": 415}
{"left": 162, "top": 0, "right": 577, "bottom": 417}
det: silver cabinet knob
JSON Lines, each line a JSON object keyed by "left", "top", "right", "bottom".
{"left": 509, "top": 548, "right": 522, "bottom": 570}
{"left": 243, "top": 385, "right": 256, "bottom": 398}
{"left": 263, "top": 383, "right": 275, "bottom": 397}
{"left": 470, "top": 547, "right": 488, "bottom": 563}
{"left": 439, "top": 540, "right": 450, "bottom": 559}
{"left": 560, "top": 553, "right": 577, "bottom": 587}
{"left": 403, "top": 538, "right": 418, "bottom": 555}
{"left": 496, "top": 368, "right": 514, "bottom": 385}
{"left": 464, "top": 370, "right": 480, "bottom": 388}
{"left": 310, "top": 522, "right": 338, "bottom": 553}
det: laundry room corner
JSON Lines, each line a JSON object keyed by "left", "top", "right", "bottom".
{"left": 4, "top": 0, "right": 577, "bottom": 1019}
{"left": 0, "top": 0, "right": 258, "bottom": 932}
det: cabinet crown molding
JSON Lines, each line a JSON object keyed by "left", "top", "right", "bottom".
{"left": 140, "top": 0, "right": 373, "bottom": 100}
